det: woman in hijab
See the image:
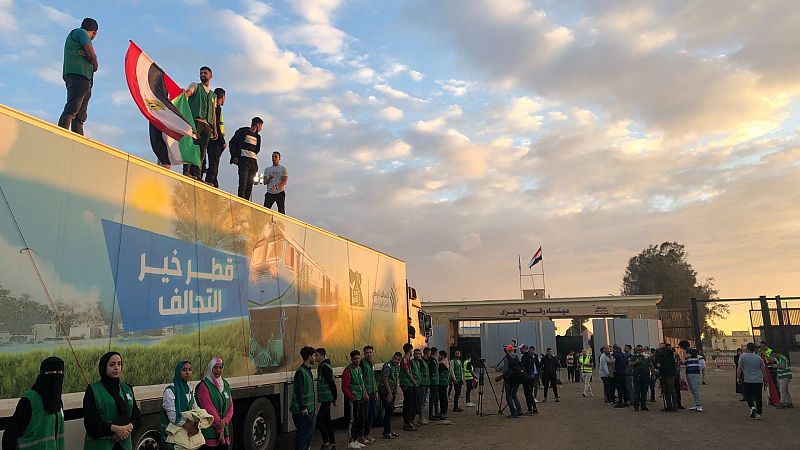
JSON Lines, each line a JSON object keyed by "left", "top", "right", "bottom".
{"left": 160, "top": 360, "right": 198, "bottom": 449}
{"left": 83, "top": 352, "right": 142, "bottom": 450}
{"left": 195, "top": 357, "right": 233, "bottom": 449}
{"left": 1, "top": 356, "right": 66, "bottom": 450}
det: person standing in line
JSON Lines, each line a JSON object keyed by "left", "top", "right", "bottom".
{"left": 229, "top": 117, "right": 263, "bottom": 200}
{"left": 684, "top": 348, "right": 703, "bottom": 412}
{"left": 2, "top": 357, "right": 66, "bottom": 450}
{"left": 463, "top": 353, "right": 476, "bottom": 407}
{"left": 342, "top": 350, "right": 366, "bottom": 448}
{"left": 58, "top": 18, "right": 98, "bottom": 135}
{"left": 597, "top": 346, "right": 614, "bottom": 404}
{"left": 520, "top": 345, "right": 539, "bottom": 414}
{"left": 408, "top": 349, "right": 422, "bottom": 426}
{"left": 413, "top": 348, "right": 430, "bottom": 425}
{"left": 775, "top": 351, "right": 793, "bottom": 409}
{"left": 425, "top": 347, "right": 441, "bottom": 420}
{"left": 161, "top": 360, "right": 198, "bottom": 449}
{"left": 579, "top": 348, "right": 593, "bottom": 398}
{"left": 624, "top": 345, "right": 635, "bottom": 407}
{"left": 566, "top": 351, "right": 575, "bottom": 383}
{"left": 450, "top": 349, "right": 465, "bottom": 412}
{"left": 628, "top": 345, "right": 652, "bottom": 412}
{"left": 204, "top": 88, "right": 226, "bottom": 188}
{"left": 183, "top": 66, "right": 218, "bottom": 179}
{"left": 437, "top": 351, "right": 452, "bottom": 420}
{"left": 644, "top": 347, "right": 656, "bottom": 402}
{"left": 83, "top": 352, "right": 142, "bottom": 450}
{"left": 379, "top": 352, "right": 401, "bottom": 440}
{"left": 611, "top": 345, "right": 628, "bottom": 408}
{"left": 398, "top": 343, "right": 418, "bottom": 431}
{"left": 738, "top": 342, "right": 765, "bottom": 420}
{"left": 291, "top": 347, "right": 317, "bottom": 450}
{"left": 540, "top": 348, "right": 560, "bottom": 402}
{"left": 494, "top": 345, "right": 523, "bottom": 418}
{"left": 673, "top": 343, "right": 685, "bottom": 410}
{"left": 315, "top": 348, "right": 338, "bottom": 450}
{"left": 195, "top": 357, "right": 233, "bottom": 449}
{"left": 359, "top": 345, "right": 378, "bottom": 444}
{"left": 263, "top": 151, "right": 288, "bottom": 214}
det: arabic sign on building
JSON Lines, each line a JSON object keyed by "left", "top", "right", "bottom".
{"left": 458, "top": 305, "right": 614, "bottom": 319}
{"left": 102, "top": 220, "right": 248, "bottom": 331}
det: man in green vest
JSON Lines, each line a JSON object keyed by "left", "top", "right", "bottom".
{"left": 58, "top": 18, "right": 99, "bottom": 136}
{"left": 425, "top": 347, "right": 441, "bottom": 420}
{"left": 379, "top": 352, "right": 401, "bottom": 439}
{"left": 399, "top": 343, "right": 418, "bottom": 431}
{"left": 204, "top": 88, "right": 226, "bottom": 187}
{"left": 2, "top": 357, "right": 65, "bottom": 450}
{"left": 290, "top": 346, "right": 317, "bottom": 450}
{"left": 360, "top": 345, "right": 378, "bottom": 444}
{"left": 315, "top": 348, "right": 337, "bottom": 450}
{"left": 183, "top": 66, "right": 218, "bottom": 180}
{"left": 463, "top": 353, "right": 476, "bottom": 407}
{"left": 413, "top": 348, "right": 430, "bottom": 425}
{"left": 775, "top": 352, "right": 793, "bottom": 408}
{"left": 437, "top": 351, "right": 451, "bottom": 420}
{"left": 342, "top": 349, "right": 367, "bottom": 449}
{"left": 579, "top": 348, "right": 594, "bottom": 398}
{"left": 450, "top": 350, "right": 465, "bottom": 412}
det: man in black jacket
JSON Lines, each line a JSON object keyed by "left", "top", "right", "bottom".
{"left": 229, "top": 117, "right": 263, "bottom": 200}
{"left": 541, "top": 348, "right": 560, "bottom": 402}
{"left": 520, "top": 345, "right": 540, "bottom": 415}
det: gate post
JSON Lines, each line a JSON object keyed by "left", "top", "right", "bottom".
{"left": 691, "top": 298, "right": 703, "bottom": 353}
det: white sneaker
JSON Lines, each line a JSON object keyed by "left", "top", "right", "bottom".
{"left": 688, "top": 406, "right": 697, "bottom": 411}
{"left": 465, "top": 402, "right": 475, "bottom": 407}
{"left": 534, "top": 398, "right": 539, "bottom": 403}
{"left": 756, "top": 414, "right": 762, "bottom": 420}
{"left": 696, "top": 407, "right": 703, "bottom": 412}
{"left": 347, "top": 443, "right": 361, "bottom": 449}
{"left": 750, "top": 407, "right": 756, "bottom": 418}
{"left": 420, "top": 419, "right": 430, "bottom": 425}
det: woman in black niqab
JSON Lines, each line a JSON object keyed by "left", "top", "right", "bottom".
{"left": 32, "top": 356, "right": 65, "bottom": 414}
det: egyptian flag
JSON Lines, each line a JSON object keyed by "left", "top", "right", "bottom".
{"left": 528, "top": 246, "right": 542, "bottom": 269}
{"left": 125, "top": 41, "right": 200, "bottom": 166}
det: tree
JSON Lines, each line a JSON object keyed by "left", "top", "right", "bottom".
{"left": 621, "top": 242, "right": 729, "bottom": 347}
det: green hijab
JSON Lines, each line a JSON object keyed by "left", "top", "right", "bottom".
{"left": 171, "top": 360, "right": 191, "bottom": 422}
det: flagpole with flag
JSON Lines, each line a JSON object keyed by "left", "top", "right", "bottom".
{"left": 518, "top": 255, "right": 524, "bottom": 300}
{"left": 526, "top": 246, "right": 546, "bottom": 297}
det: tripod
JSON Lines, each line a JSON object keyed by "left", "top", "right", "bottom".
{"left": 476, "top": 359, "right": 505, "bottom": 416}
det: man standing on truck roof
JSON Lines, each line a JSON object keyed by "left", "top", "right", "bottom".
{"left": 183, "top": 66, "right": 218, "bottom": 180}
{"left": 58, "top": 18, "right": 98, "bottom": 136}
{"left": 263, "top": 151, "right": 288, "bottom": 214}
{"left": 399, "top": 343, "right": 418, "bottom": 432}
{"left": 315, "top": 348, "right": 337, "bottom": 450}
{"left": 360, "top": 345, "right": 378, "bottom": 444}
{"left": 229, "top": 117, "right": 263, "bottom": 201}
{"left": 379, "top": 352, "right": 401, "bottom": 440}
{"left": 204, "top": 88, "right": 226, "bottom": 188}
{"left": 290, "top": 346, "right": 317, "bottom": 450}
{"left": 342, "top": 350, "right": 367, "bottom": 449}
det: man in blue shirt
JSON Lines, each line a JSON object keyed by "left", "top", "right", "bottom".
{"left": 58, "top": 18, "right": 99, "bottom": 135}
{"left": 612, "top": 345, "right": 629, "bottom": 407}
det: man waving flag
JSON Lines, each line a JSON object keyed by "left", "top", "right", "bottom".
{"left": 124, "top": 40, "right": 200, "bottom": 166}
{"left": 528, "top": 246, "right": 543, "bottom": 269}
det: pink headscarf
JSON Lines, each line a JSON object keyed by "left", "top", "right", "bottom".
{"left": 205, "top": 356, "right": 224, "bottom": 393}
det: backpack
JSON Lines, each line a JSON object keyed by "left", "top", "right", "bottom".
{"left": 508, "top": 356, "right": 525, "bottom": 383}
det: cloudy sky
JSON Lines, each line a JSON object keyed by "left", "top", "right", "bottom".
{"left": 1, "top": 0, "right": 798, "bottom": 333}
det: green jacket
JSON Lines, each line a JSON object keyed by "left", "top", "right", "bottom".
{"left": 359, "top": 359, "right": 377, "bottom": 395}
{"left": 198, "top": 378, "right": 231, "bottom": 441}
{"left": 84, "top": 382, "right": 134, "bottom": 450}
{"left": 18, "top": 390, "right": 65, "bottom": 450}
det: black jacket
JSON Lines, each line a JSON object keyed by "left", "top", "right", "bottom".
{"left": 541, "top": 354, "right": 560, "bottom": 374}
{"left": 521, "top": 352, "right": 541, "bottom": 378}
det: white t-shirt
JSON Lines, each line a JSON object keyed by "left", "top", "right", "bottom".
{"left": 264, "top": 164, "right": 288, "bottom": 193}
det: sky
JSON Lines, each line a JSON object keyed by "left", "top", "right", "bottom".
{"left": 0, "top": 0, "right": 798, "bottom": 334}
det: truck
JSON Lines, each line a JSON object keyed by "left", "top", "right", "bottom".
{"left": 0, "top": 104, "right": 431, "bottom": 449}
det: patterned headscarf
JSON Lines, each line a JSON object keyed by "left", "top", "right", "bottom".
{"left": 205, "top": 356, "right": 224, "bottom": 393}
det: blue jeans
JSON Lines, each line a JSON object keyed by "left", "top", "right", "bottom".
{"left": 686, "top": 373, "right": 702, "bottom": 408}
{"left": 417, "top": 385, "right": 429, "bottom": 419}
{"left": 292, "top": 412, "right": 315, "bottom": 450}
{"left": 363, "top": 394, "right": 377, "bottom": 437}
{"left": 505, "top": 381, "right": 522, "bottom": 417}
{"left": 625, "top": 375, "right": 635, "bottom": 405}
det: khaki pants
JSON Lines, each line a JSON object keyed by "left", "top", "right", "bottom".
{"left": 778, "top": 378, "right": 793, "bottom": 405}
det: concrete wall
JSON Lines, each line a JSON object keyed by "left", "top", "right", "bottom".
{"left": 592, "top": 318, "right": 662, "bottom": 356}
{"left": 480, "top": 321, "right": 557, "bottom": 368}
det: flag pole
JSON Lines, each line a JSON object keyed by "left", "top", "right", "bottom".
{"left": 540, "top": 248, "right": 548, "bottom": 298}
{"left": 518, "top": 255, "right": 524, "bottom": 300}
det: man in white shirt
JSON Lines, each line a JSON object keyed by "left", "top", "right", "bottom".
{"left": 263, "top": 151, "right": 288, "bottom": 214}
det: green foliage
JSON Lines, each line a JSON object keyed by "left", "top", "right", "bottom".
{"left": 0, "top": 322, "right": 251, "bottom": 399}
{"left": 621, "top": 241, "right": 729, "bottom": 343}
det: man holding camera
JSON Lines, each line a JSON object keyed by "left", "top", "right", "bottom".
{"left": 495, "top": 345, "right": 524, "bottom": 418}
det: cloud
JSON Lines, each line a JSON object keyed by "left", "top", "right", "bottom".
{"left": 284, "top": 0, "right": 346, "bottom": 58}
{"left": 241, "top": 0, "right": 272, "bottom": 22}
{"left": 432, "top": 250, "right": 468, "bottom": 266}
{"left": 0, "top": 0, "right": 18, "bottom": 35}
{"left": 436, "top": 79, "right": 476, "bottom": 97}
{"left": 385, "top": 63, "right": 424, "bottom": 81}
{"left": 459, "top": 232, "right": 482, "bottom": 251}
{"left": 36, "top": 64, "right": 62, "bottom": 85}
{"left": 374, "top": 83, "right": 427, "bottom": 103}
{"left": 40, "top": 4, "right": 76, "bottom": 26}
{"left": 218, "top": 10, "right": 334, "bottom": 93}
{"left": 378, "top": 106, "right": 404, "bottom": 121}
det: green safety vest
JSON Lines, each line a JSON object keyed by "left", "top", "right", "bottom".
{"left": 63, "top": 28, "right": 93, "bottom": 81}
{"left": 359, "top": 359, "right": 377, "bottom": 395}
{"left": 198, "top": 378, "right": 232, "bottom": 441}
{"left": 317, "top": 361, "right": 334, "bottom": 403}
{"left": 187, "top": 84, "right": 216, "bottom": 123}
{"left": 399, "top": 357, "right": 414, "bottom": 388}
{"left": 579, "top": 355, "right": 593, "bottom": 373}
{"left": 463, "top": 360, "right": 473, "bottom": 380}
{"left": 160, "top": 385, "right": 196, "bottom": 443}
{"left": 777, "top": 355, "right": 792, "bottom": 380}
{"left": 416, "top": 359, "right": 430, "bottom": 385}
{"left": 438, "top": 362, "right": 449, "bottom": 386}
{"left": 410, "top": 358, "right": 422, "bottom": 385}
{"left": 84, "top": 382, "right": 134, "bottom": 450}
{"left": 427, "top": 358, "right": 439, "bottom": 385}
{"left": 378, "top": 362, "right": 399, "bottom": 394}
{"left": 290, "top": 366, "right": 315, "bottom": 414}
{"left": 17, "top": 390, "right": 64, "bottom": 450}
{"left": 452, "top": 358, "right": 463, "bottom": 381}
{"left": 346, "top": 364, "right": 365, "bottom": 401}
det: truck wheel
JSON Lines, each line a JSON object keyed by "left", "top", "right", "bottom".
{"left": 133, "top": 429, "right": 162, "bottom": 450}
{"left": 242, "top": 397, "right": 277, "bottom": 450}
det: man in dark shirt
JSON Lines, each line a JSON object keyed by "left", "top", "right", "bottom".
{"left": 520, "top": 345, "right": 540, "bottom": 414}
{"left": 540, "top": 348, "right": 560, "bottom": 402}
{"left": 315, "top": 348, "right": 337, "bottom": 449}
{"left": 204, "top": 88, "right": 226, "bottom": 188}
{"left": 229, "top": 117, "right": 263, "bottom": 200}
{"left": 58, "top": 18, "right": 99, "bottom": 135}
{"left": 656, "top": 345, "right": 678, "bottom": 411}
{"left": 612, "top": 344, "right": 629, "bottom": 407}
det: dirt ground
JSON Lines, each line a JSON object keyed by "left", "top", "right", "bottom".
{"left": 277, "top": 369, "right": 799, "bottom": 449}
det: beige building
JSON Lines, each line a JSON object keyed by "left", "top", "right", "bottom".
{"left": 711, "top": 330, "right": 753, "bottom": 351}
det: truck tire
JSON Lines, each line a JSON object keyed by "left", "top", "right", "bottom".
{"left": 241, "top": 397, "right": 277, "bottom": 450}
{"left": 132, "top": 428, "right": 162, "bottom": 450}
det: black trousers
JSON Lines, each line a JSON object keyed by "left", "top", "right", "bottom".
{"left": 401, "top": 386, "right": 415, "bottom": 425}
{"left": 613, "top": 373, "right": 628, "bottom": 404}
{"left": 317, "top": 401, "right": 335, "bottom": 445}
{"left": 205, "top": 138, "right": 224, "bottom": 187}
{"left": 567, "top": 366, "right": 575, "bottom": 381}
{"left": 237, "top": 158, "right": 258, "bottom": 200}
{"left": 465, "top": 379, "right": 474, "bottom": 403}
{"left": 438, "top": 385, "right": 448, "bottom": 417}
{"left": 58, "top": 74, "right": 92, "bottom": 135}
{"left": 379, "top": 391, "right": 395, "bottom": 435}
{"left": 661, "top": 374, "right": 676, "bottom": 410}
{"left": 265, "top": 191, "right": 286, "bottom": 214}
{"left": 674, "top": 375, "right": 682, "bottom": 407}
{"left": 542, "top": 373, "right": 559, "bottom": 398}
{"left": 523, "top": 377, "right": 537, "bottom": 411}
{"left": 349, "top": 400, "right": 364, "bottom": 440}
{"left": 452, "top": 381, "right": 462, "bottom": 409}
{"left": 743, "top": 382, "right": 763, "bottom": 414}
{"left": 634, "top": 376, "right": 649, "bottom": 409}
{"left": 185, "top": 120, "right": 212, "bottom": 179}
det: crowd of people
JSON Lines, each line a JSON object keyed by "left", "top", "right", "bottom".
{"left": 58, "top": 18, "right": 289, "bottom": 214}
